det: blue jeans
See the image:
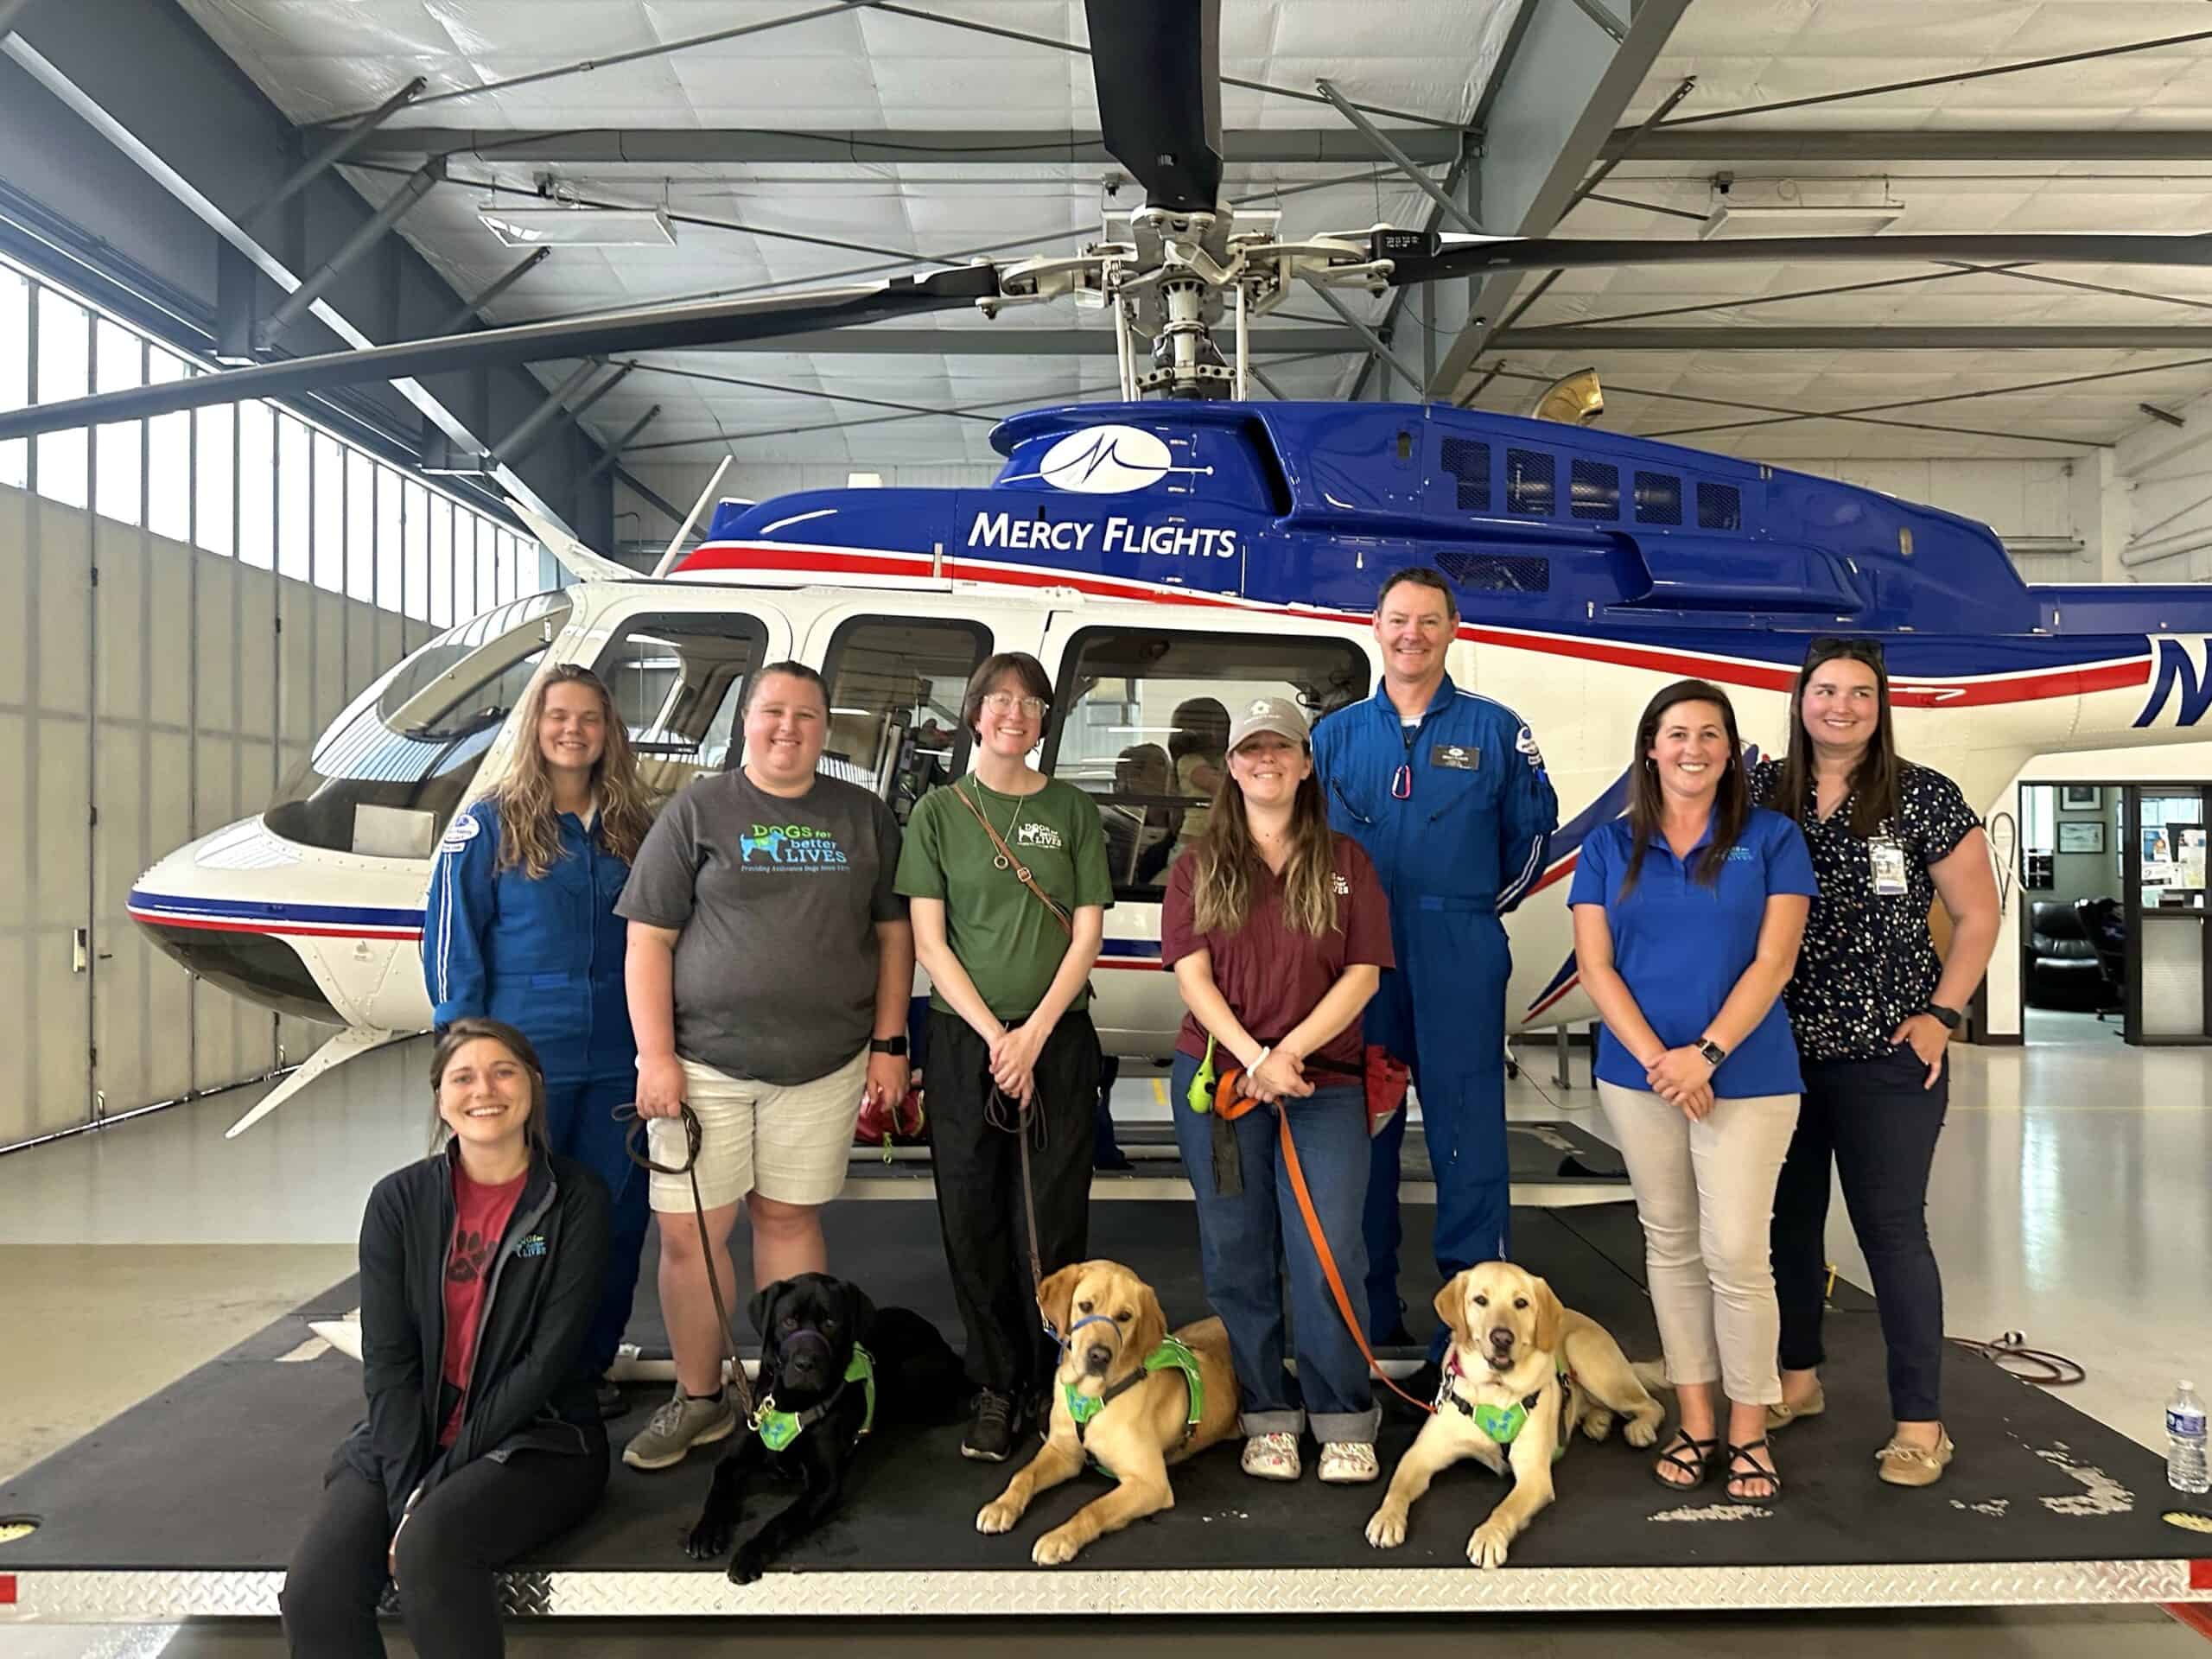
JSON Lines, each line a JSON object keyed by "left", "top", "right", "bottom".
{"left": 1169, "top": 1053, "right": 1381, "bottom": 1445}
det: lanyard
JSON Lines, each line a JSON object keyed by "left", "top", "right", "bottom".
{"left": 1393, "top": 718, "right": 1416, "bottom": 800}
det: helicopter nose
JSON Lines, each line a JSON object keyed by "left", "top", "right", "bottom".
{"left": 126, "top": 821, "right": 344, "bottom": 1023}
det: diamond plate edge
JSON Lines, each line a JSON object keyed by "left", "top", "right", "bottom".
{"left": 4, "top": 1560, "right": 2207, "bottom": 1622}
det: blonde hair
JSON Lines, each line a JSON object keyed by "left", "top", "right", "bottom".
{"left": 1189, "top": 748, "right": 1339, "bottom": 938}
{"left": 494, "top": 664, "right": 654, "bottom": 880}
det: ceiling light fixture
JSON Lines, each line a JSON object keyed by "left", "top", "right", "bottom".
{"left": 477, "top": 205, "right": 677, "bottom": 248}
{"left": 1699, "top": 203, "right": 1904, "bottom": 241}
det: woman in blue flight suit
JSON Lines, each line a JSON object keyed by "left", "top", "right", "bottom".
{"left": 422, "top": 663, "right": 655, "bottom": 1409}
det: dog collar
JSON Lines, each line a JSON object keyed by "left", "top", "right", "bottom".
{"left": 752, "top": 1344, "right": 876, "bottom": 1452}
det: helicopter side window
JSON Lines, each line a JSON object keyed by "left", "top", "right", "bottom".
{"left": 817, "top": 616, "right": 992, "bottom": 823}
{"left": 590, "top": 612, "right": 772, "bottom": 803}
{"left": 1042, "top": 626, "right": 1368, "bottom": 902}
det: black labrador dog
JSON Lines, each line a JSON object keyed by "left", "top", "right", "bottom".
{"left": 683, "top": 1271, "right": 966, "bottom": 1583}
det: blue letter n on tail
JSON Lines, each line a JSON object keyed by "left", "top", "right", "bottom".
{"left": 2135, "top": 637, "right": 2212, "bottom": 728}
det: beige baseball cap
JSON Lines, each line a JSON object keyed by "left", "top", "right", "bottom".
{"left": 1228, "top": 695, "right": 1311, "bottom": 752}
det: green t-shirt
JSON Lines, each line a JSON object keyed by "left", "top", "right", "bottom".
{"left": 896, "top": 778, "right": 1114, "bottom": 1019}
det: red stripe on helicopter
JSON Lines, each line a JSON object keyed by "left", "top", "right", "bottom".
{"left": 679, "top": 543, "right": 2154, "bottom": 709}
{"left": 126, "top": 907, "right": 421, "bottom": 941}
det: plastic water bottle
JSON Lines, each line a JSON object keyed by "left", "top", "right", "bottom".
{"left": 2170, "top": 1381, "right": 2209, "bottom": 1495}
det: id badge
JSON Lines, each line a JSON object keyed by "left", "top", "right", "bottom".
{"left": 1869, "top": 836, "right": 1910, "bottom": 898}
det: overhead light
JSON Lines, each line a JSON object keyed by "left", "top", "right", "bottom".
{"left": 846, "top": 472, "right": 884, "bottom": 488}
{"left": 1699, "top": 203, "right": 1904, "bottom": 241}
{"left": 477, "top": 205, "right": 677, "bottom": 248}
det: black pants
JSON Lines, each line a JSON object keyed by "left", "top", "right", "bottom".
{"left": 926, "top": 1006, "right": 1100, "bottom": 1395}
{"left": 1771, "top": 1047, "right": 1949, "bottom": 1422}
{"left": 282, "top": 1443, "right": 607, "bottom": 1659}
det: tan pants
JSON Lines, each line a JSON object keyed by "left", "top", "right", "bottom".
{"left": 1596, "top": 1081, "right": 1801, "bottom": 1406}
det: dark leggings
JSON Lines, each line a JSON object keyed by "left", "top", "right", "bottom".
{"left": 1770, "top": 1047, "right": 1949, "bottom": 1422}
{"left": 282, "top": 1445, "right": 606, "bottom": 1659}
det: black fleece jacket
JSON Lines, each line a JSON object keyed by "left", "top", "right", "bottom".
{"left": 340, "top": 1141, "right": 611, "bottom": 1528}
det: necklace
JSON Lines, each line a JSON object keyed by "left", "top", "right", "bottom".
{"left": 981, "top": 779, "right": 1026, "bottom": 870}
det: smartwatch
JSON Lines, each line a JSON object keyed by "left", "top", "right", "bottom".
{"left": 868, "top": 1035, "right": 909, "bottom": 1057}
{"left": 1924, "top": 1003, "right": 1961, "bottom": 1033}
{"left": 1694, "top": 1038, "right": 1727, "bottom": 1068}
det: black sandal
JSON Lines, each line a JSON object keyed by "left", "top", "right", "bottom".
{"left": 1724, "top": 1438, "right": 1783, "bottom": 1504}
{"left": 1649, "top": 1428, "right": 1718, "bottom": 1492}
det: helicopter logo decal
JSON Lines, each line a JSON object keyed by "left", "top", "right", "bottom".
{"left": 1007, "top": 424, "right": 1213, "bottom": 494}
{"left": 2133, "top": 635, "right": 2212, "bottom": 728}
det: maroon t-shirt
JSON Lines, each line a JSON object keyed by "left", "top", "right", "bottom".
{"left": 1160, "top": 833, "right": 1394, "bottom": 1071}
{"left": 438, "top": 1163, "right": 529, "bottom": 1447}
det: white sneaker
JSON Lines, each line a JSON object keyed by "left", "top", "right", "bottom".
{"left": 1319, "top": 1441, "right": 1380, "bottom": 1484}
{"left": 1240, "top": 1431, "right": 1301, "bottom": 1480}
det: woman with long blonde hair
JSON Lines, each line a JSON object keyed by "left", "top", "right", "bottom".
{"left": 422, "top": 663, "right": 653, "bottom": 1415}
{"left": 1162, "top": 696, "right": 1394, "bottom": 1485}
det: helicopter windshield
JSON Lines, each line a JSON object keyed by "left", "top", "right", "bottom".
{"left": 262, "top": 592, "right": 571, "bottom": 858}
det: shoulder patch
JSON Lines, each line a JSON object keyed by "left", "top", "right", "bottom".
{"left": 439, "top": 813, "right": 483, "bottom": 853}
{"left": 1515, "top": 725, "right": 1545, "bottom": 772}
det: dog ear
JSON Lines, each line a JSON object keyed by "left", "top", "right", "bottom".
{"left": 1432, "top": 1271, "right": 1473, "bottom": 1355}
{"left": 1037, "top": 1262, "right": 1082, "bottom": 1338}
{"left": 1528, "top": 1274, "right": 1566, "bottom": 1356}
{"left": 842, "top": 1281, "right": 879, "bottom": 1350}
{"left": 1128, "top": 1282, "right": 1167, "bottom": 1368}
{"left": 748, "top": 1281, "right": 782, "bottom": 1347}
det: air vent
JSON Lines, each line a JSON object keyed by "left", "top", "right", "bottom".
{"left": 1697, "top": 480, "right": 1743, "bottom": 531}
{"left": 1439, "top": 438, "right": 1491, "bottom": 512}
{"left": 1435, "top": 550, "right": 1550, "bottom": 594}
{"left": 1634, "top": 471, "right": 1681, "bottom": 525}
{"left": 1506, "top": 448, "right": 1555, "bottom": 516}
{"left": 1570, "top": 459, "right": 1619, "bottom": 521}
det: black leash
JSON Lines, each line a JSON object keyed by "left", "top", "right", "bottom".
{"left": 985, "top": 1077, "right": 1055, "bottom": 1342}
{"left": 620, "top": 1103, "right": 756, "bottom": 1417}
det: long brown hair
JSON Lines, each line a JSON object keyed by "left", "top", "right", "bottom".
{"left": 494, "top": 664, "right": 653, "bottom": 879}
{"left": 1190, "top": 746, "right": 1340, "bottom": 938}
{"left": 1620, "top": 678, "right": 1749, "bottom": 898}
{"left": 1772, "top": 636, "right": 1900, "bottom": 838}
{"left": 428, "top": 1017, "right": 550, "bottom": 1156}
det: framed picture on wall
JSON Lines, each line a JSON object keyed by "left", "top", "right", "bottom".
{"left": 2058, "top": 819, "right": 2105, "bottom": 853}
{"left": 2061, "top": 785, "right": 2103, "bottom": 810}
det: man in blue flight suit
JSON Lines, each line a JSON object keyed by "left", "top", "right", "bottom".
{"left": 1312, "top": 566, "right": 1557, "bottom": 1389}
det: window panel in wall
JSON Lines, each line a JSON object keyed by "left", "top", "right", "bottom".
{"left": 276, "top": 416, "right": 310, "bottom": 581}
{"left": 194, "top": 404, "right": 234, "bottom": 556}
{"left": 451, "top": 511, "right": 477, "bottom": 619}
{"left": 313, "top": 435, "right": 345, "bottom": 592}
{"left": 429, "top": 494, "right": 454, "bottom": 626}
{"left": 93, "top": 320, "right": 143, "bottom": 527}
{"left": 479, "top": 519, "right": 499, "bottom": 607}
{"left": 375, "top": 466, "right": 404, "bottom": 613}
{"left": 146, "top": 350, "right": 191, "bottom": 543}
{"left": 345, "top": 451, "right": 375, "bottom": 602}
{"left": 35, "top": 289, "right": 90, "bottom": 508}
{"left": 0, "top": 265, "right": 27, "bottom": 490}
{"left": 237, "top": 401, "right": 274, "bottom": 568}
{"left": 403, "top": 481, "right": 429, "bottom": 621}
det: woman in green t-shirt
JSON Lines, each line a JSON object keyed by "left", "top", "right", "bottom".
{"left": 897, "top": 651, "right": 1113, "bottom": 1464}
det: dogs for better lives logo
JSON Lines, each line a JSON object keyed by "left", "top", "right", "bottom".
{"left": 739, "top": 822, "right": 850, "bottom": 871}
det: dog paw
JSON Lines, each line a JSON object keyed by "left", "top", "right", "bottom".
{"left": 1467, "top": 1522, "right": 1512, "bottom": 1570}
{"left": 683, "top": 1521, "right": 732, "bottom": 1561}
{"left": 726, "top": 1548, "right": 766, "bottom": 1586}
{"left": 1364, "top": 1509, "right": 1408, "bottom": 1550}
{"left": 1032, "top": 1528, "right": 1084, "bottom": 1567}
{"left": 1624, "top": 1409, "right": 1663, "bottom": 1450}
{"left": 1580, "top": 1408, "right": 1615, "bottom": 1442}
{"left": 976, "top": 1498, "right": 1021, "bottom": 1535}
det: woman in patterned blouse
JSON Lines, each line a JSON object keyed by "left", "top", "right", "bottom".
{"left": 1749, "top": 637, "right": 1999, "bottom": 1490}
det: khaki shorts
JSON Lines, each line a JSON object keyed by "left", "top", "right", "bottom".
{"left": 647, "top": 1048, "right": 869, "bottom": 1212}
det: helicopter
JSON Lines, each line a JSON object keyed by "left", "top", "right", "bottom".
{"left": 3, "top": 0, "right": 2209, "bottom": 1135}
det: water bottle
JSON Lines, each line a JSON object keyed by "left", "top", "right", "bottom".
{"left": 2171, "top": 1381, "right": 2209, "bottom": 1495}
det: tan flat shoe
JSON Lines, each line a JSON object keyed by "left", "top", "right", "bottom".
{"left": 1764, "top": 1382, "right": 1826, "bottom": 1431}
{"left": 1876, "top": 1428, "right": 1955, "bottom": 1487}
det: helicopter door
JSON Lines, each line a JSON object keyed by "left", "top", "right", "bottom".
{"left": 806, "top": 607, "right": 1004, "bottom": 823}
{"left": 585, "top": 599, "right": 792, "bottom": 798}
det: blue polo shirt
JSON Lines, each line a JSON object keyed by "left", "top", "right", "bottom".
{"left": 1567, "top": 806, "right": 1818, "bottom": 1098}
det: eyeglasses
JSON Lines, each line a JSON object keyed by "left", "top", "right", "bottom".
{"left": 980, "top": 692, "right": 1049, "bottom": 719}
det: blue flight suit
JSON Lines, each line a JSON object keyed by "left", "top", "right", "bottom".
{"left": 422, "top": 798, "right": 645, "bottom": 1376}
{"left": 1312, "top": 675, "right": 1557, "bottom": 1357}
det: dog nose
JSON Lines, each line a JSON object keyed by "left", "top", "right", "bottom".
{"left": 1488, "top": 1326, "right": 1515, "bottom": 1351}
{"left": 1084, "top": 1344, "right": 1113, "bottom": 1373}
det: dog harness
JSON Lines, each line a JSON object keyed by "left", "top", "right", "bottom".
{"left": 751, "top": 1345, "right": 876, "bottom": 1452}
{"left": 1436, "top": 1352, "right": 1570, "bottom": 1464}
{"left": 1063, "top": 1335, "right": 1205, "bottom": 1472}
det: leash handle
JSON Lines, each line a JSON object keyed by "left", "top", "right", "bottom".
{"left": 620, "top": 1103, "right": 755, "bottom": 1417}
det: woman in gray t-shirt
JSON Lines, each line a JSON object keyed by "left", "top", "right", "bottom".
{"left": 613, "top": 662, "right": 913, "bottom": 1471}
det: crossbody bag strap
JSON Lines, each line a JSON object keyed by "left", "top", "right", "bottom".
{"left": 950, "top": 781, "right": 1073, "bottom": 938}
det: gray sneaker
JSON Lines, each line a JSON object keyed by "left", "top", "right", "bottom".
{"left": 622, "top": 1387, "right": 737, "bottom": 1471}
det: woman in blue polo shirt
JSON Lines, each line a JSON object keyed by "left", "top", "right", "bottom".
{"left": 1569, "top": 678, "right": 1815, "bottom": 1505}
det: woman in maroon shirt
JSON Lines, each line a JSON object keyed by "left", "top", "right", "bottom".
{"left": 1162, "top": 696, "right": 1394, "bottom": 1485}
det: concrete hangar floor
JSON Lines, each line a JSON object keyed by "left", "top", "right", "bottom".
{"left": 0, "top": 1034, "right": 2208, "bottom": 1656}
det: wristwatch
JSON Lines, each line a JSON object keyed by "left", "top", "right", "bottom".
{"left": 868, "top": 1035, "right": 909, "bottom": 1057}
{"left": 1923, "top": 1003, "right": 1961, "bottom": 1032}
{"left": 1694, "top": 1038, "right": 1728, "bottom": 1068}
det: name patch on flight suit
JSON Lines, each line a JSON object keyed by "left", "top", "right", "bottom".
{"left": 1430, "top": 743, "right": 1479, "bottom": 771}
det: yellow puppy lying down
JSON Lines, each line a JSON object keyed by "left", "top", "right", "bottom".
{"left": 1366, "top": 1261, "right": 1665, "bottom": 1568}
{"left": 976, "top": 1259, "right": 1239, "bottom": 1566}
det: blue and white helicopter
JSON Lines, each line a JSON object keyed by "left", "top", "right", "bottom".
{"left": 5, "top": 1, "right": 2209, "bottom": 1134}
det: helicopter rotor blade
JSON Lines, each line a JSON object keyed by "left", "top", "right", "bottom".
{"left": 0, "top": 265, "right": 1002, "bottom": 443}
{"left": 1084, "top": 0, "right": 1224, "bottom": 216}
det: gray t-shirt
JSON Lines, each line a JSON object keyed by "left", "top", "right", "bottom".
{"left": 617, "top": 771, "right": 905, "bottom": 1084}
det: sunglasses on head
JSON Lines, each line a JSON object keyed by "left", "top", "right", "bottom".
{"left": 1807, "top": 636, "right": 1886, "bottom": 668}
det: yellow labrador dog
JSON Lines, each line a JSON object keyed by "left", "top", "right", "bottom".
{"left": 1366, "top": 1262, "right": 1664, "bottom": 1568}
{"left": 976, "top": 1259, "right": 1238, "bottom": 1565}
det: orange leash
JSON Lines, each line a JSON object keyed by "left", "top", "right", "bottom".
{"left": 1216, "top": 1067, "right": 1434, "bottom": 1416}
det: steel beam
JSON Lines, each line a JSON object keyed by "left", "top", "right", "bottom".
{"left": 1598, "top": 127, "right": 2212, "bottom": 162}
{"left": 1307, "top": 283, "right": 1424, "bottom": 397}
{"left": 251, "top": 77, "right": 425, "bottom": 226}
{"left": 439, "top": 248, "right": 552, "bottom": 334}
{"left": 1565, "top": 0, "right": 1626, "bottom": 45}
{"left": 695, "top": 327, "right": 1360, "bottom": 355}
{"left": 256, "top": 159, "right": 441, "bottom": 349}
{"left": 1430, "top": 0, "right": 1694, "bottom": 396}
{"left": 583, "top": 405, "right": 662, "bottom": 481}
{"left": 1313, "top": 81, "right": 1478, "bottom": 233}
{"left": 335, "top": 125, "right": 1466, "bottom": 166}
{"left": 1495, "top": 326, "right": 2212, "bottom": 351}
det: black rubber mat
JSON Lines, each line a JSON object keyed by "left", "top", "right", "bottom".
{"left": 0, "top": 1204, "right": 2187, "bottom": 1575}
